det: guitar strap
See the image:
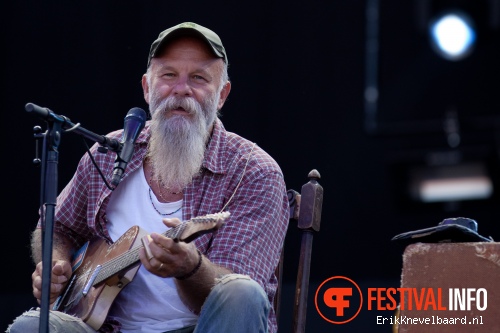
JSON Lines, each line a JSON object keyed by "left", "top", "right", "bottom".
{"left": 71, "top": 241, "right": 90, "bottom": 272}
{"left": 205, "top": 143, "right": 256, "bottom": 253}
{"left": 219, "top": 142, "right": 256, "bottom": 213}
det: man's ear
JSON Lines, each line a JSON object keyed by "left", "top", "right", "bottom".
{"left": 217, "top": 81, "right": 232, "bottom": 110}
{"left": 141, "top": 74, "right": 150, "bottom": 104}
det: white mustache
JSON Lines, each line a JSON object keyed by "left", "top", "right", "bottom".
{"left": 155, "top": 96, "right": 200, "bottom": 116}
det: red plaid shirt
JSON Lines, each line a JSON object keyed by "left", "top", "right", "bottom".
{"left": 49, "top": 118, "right": 289, "bottom": 332}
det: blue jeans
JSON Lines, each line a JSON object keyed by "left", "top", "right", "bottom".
{"left": 6, "top": 274, "right": 270, "bottom": 333}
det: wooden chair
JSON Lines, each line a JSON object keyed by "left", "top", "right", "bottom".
{"left": 275, "top": 169, "right": 323, "bottom": 333}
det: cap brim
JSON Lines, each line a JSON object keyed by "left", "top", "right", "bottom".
{"left": 392, "top": 223, "right": 493, "bottom": 244}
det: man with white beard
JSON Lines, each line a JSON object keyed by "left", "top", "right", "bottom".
{"left": 8, "top": 22, "right": 289, "bottom": 333}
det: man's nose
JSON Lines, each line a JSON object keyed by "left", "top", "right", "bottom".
{"left": 172, "top": 76, "right": 193, "bottom": 96}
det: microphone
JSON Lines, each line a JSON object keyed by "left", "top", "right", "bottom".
{"left": 111, "top": 107, "right": 147, "bottom": 187}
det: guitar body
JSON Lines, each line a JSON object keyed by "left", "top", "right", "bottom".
{"left": 56, "top": 226, "right": 146, "bottom": 330}
{"left": 53, "top": 212, "right": 229, "bottom": 330}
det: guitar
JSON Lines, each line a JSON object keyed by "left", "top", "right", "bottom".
{"left": 52, "top": 211, "right": 230, "bottom": 330}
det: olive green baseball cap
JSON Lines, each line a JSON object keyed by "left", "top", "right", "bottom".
{"left": 148, "top": 22, "right": 227, "bottom": 67}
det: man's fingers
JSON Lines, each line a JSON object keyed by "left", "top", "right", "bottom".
{"left": 50, "top": 281, "right": 65, "bottom": 294}
{"left": 162, "top": 217, "right": 181, "bottom": 228}
{"left": 150, "top": 233, "right": 174, "bottom": 249}
{"left": 32, "top": 275, "right": 42, "bottom": 291}
{"left": 141, "top": 235, "right": 154, "bottom": 260}
{"left": 32, "top": 260, "right": 71, "bottom": 302}
{"left": 52, "top": 260, "right": 71, "bottom": 283}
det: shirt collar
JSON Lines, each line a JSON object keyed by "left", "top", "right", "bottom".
{"left": 202, "top": 118, "right": 227, "bottom": 175}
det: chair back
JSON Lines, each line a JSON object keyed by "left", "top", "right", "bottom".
{"left": 274, "top": 169, "right": 323, "bottom": 333}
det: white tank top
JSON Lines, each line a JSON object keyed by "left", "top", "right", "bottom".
{"left": 106, "top": 165, "right": 198, "bottom": 332}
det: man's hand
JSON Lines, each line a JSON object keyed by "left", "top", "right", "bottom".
{"left": 139, "top": 218, "right": 232, "bottom": 312}
{"left": 32, "top": 259, "right": 72, "bottom": 306}
{"left": 139, "top": 218, "right": 200, "bottom": 278}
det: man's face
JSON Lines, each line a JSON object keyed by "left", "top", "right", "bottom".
{"left": 143, "top": 36, "right": 230, "bottom": 122}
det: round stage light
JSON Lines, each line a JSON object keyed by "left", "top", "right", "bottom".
{"left": 429, "top": 11, "right": 476, "bottom": 61}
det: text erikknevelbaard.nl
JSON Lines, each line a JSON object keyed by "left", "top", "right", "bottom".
{"left": 376, "top": 315, "right": 483, "bottom": 325}
{"left": 372, "top": 288, "right": 487, "bottom": 325}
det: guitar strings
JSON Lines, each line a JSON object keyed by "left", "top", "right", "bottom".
{"left": 82, "top": 214, "right": 227, "bottom": 287}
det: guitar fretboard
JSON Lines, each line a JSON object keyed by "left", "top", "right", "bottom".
{"left": 91, "top": 212, "right": 229, "bottom": 285}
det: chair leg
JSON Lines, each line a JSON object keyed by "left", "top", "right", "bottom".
{"left": 292, "top": 230, "right": 314, "bottom": 333}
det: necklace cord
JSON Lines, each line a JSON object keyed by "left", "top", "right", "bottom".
{"left": 148, "top": 187, "right": 182, "bottom": 216}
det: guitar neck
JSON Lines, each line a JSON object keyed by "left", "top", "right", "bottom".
{"left": 92, "top": 224, "right": 184, "bottom": 285}
{"left": 92, "top": 212, "right": 228, "bottom": 285}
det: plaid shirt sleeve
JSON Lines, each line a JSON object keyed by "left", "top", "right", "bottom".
{"left": 49, "top": 146, "right": 110, "bottom": 247}
{"left": 207, "top": 160, "right": 288, "bottom": 292}
{"left": 187, "top": 121, "right": 289, "bottom": 333}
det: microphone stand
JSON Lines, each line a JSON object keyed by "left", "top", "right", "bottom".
{"left": 26, "top": 103, "right": 121, "bottom": 333}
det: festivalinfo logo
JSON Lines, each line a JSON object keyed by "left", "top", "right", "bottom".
{"left": 314, "top": 276, "right": 488, "bottom": 325}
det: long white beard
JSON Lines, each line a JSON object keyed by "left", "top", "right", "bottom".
{"left": 146, "top": 93, "right": 219, "bottom": 190}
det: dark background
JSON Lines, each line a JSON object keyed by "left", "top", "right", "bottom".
{"left": 2, "top": 0, "right": 499, "bottom": 332}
